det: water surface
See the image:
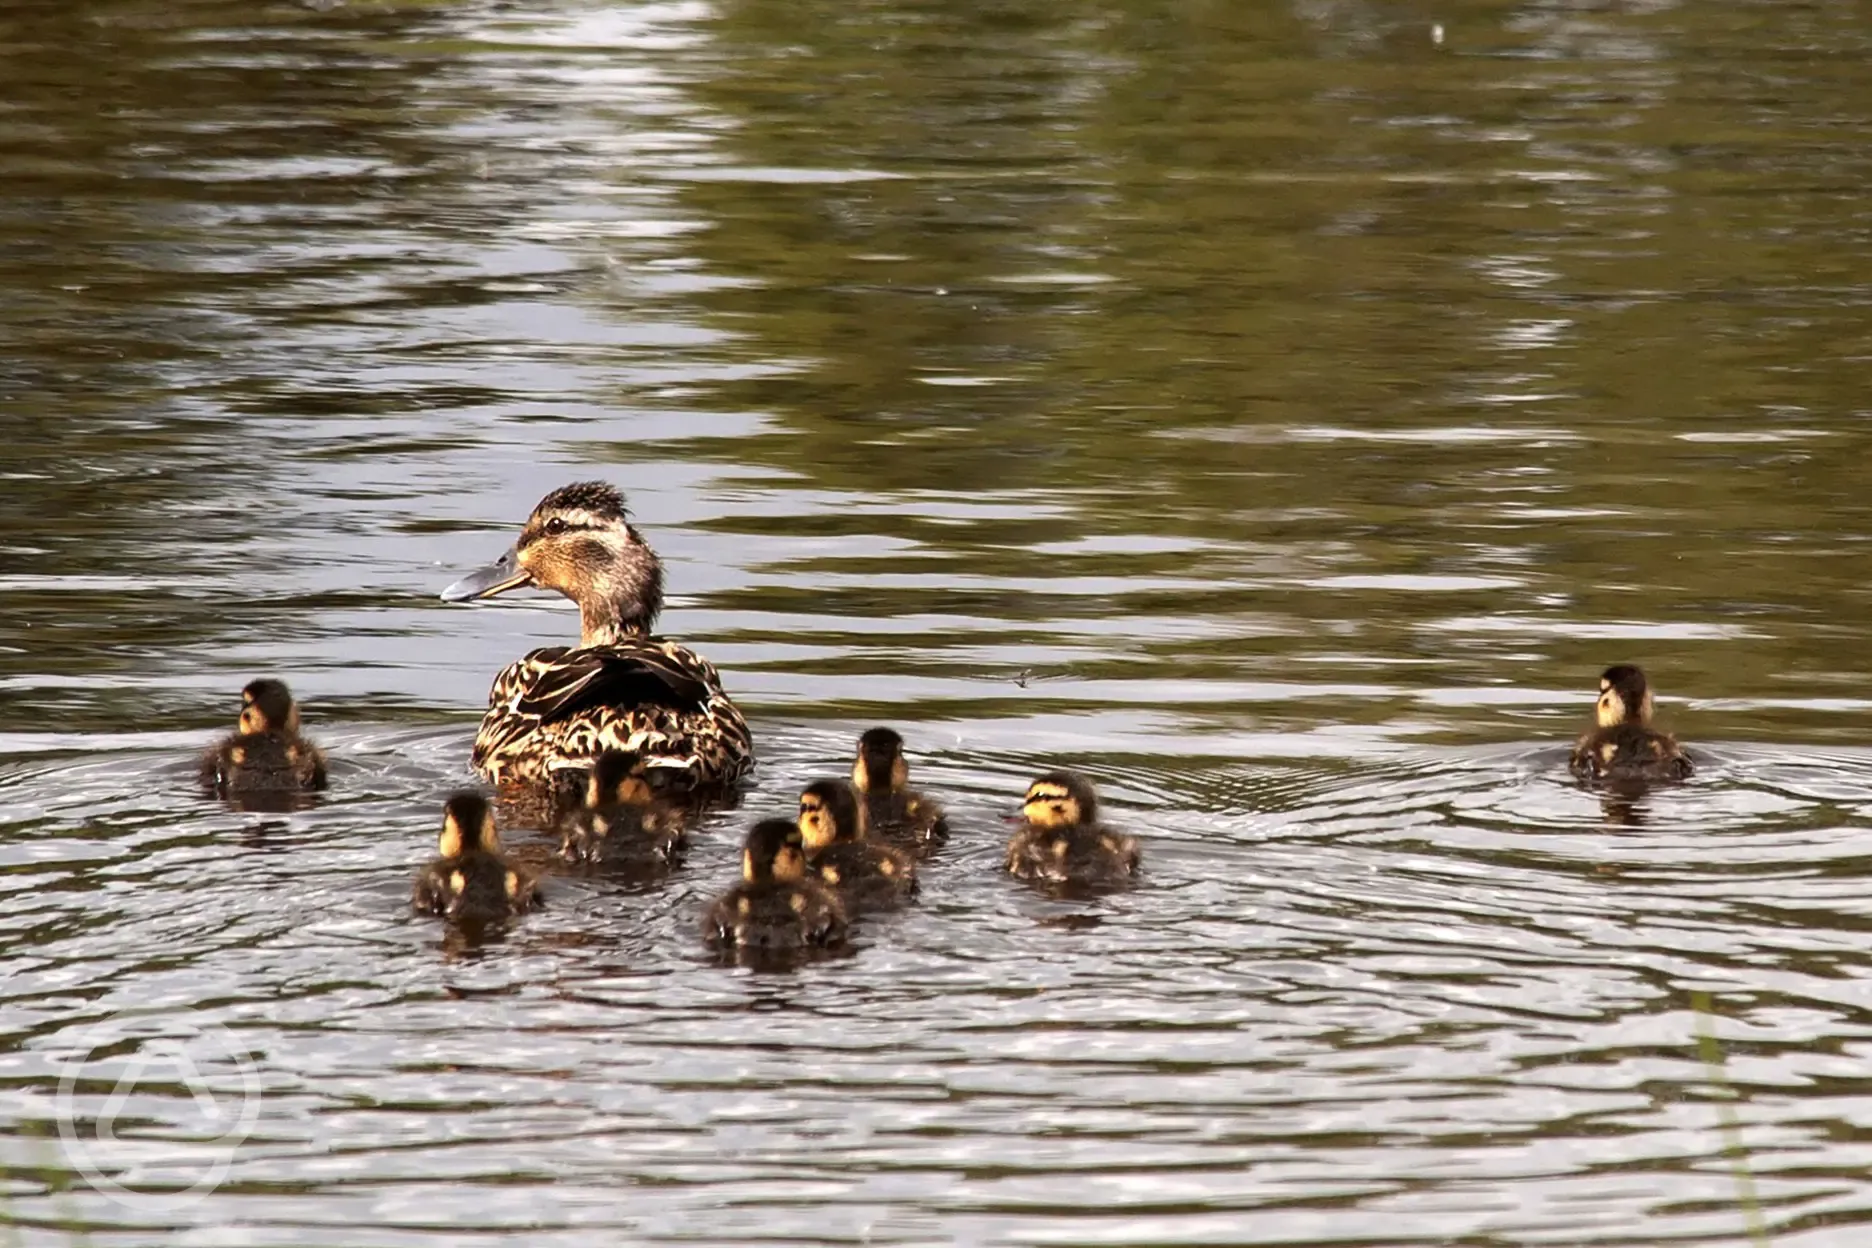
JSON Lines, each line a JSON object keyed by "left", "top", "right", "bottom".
{"left": 4, "top": 0, "right": 1872, "bottom": 1243}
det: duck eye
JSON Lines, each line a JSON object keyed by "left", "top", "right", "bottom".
{"left": 544, "top": 517, "right": 567, "bottom": 537}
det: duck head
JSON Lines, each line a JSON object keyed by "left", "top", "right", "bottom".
{"left": 798, "top": 779, "right": 866, "bottom": 852}
{"left": 238, "top": 678, "right": 301, "bottom": 736}
{"left": 1595, "top": 665, "right": 1655, "bottom": 728}
{"left": 442, "top": 481, "right": 665, "bottom": 646}
{"left": 743, "top": 818, "right": 808, "bottom": 884}
{"left": 851, "top": 727, "right": 910, "bottom": 796}
{"left": 1019, "top": 771, "right": 1099, "bottom": 830}
{"left": 586, "top": 749, "right": 653, "bottom": 807}
{"left": 438, "top": 792, "right": 501, "bottom": 858}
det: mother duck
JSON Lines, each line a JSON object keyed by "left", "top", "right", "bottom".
{"left": 441, "top": 481, "right": 753, "bottom": 791}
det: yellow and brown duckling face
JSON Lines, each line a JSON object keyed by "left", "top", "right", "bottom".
{"left": 798, "top": 779, "right": 866, "bottom": 852}
{"left": 586, "top": 748, "right": 652, "bottom": 808}
{"left": 1595, "top": 665, "right": 1656, "bottom": 729}
{"left": 438, "top": 792, "right": 501, "bottom": 858}
{"left": 238, "top": 678, "right": 301, "bottom": 736}
{"left": 743, "top": 818, "right": 809, "bottom": 884}
{"left": 1020, "top": 771, "right": 1100, "bottom": 830}
{"left": 852, "top": 727, "right": 911, "bottom": 796}
{"left": 441, "top": 481, "right": 664, "bottom": 645}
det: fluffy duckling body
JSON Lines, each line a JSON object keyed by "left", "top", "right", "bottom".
{"left": 850, "top": 727, "right": 948, "bottom": 854}
{"left": 701, "top": 819, "right": 847, "bottom": 951}
{"left": 1006, "top": 771, "right": 1141, "bottom": 886}
{"left": 558, "top": 749, "right": 686, "bottom": 867}
{"left": 1569, "top": 665, "right": 1693, "bottom": 783}
{"left": 412, "top": 793, "right": 542, "bottom": 923}
{"left": 799, "top": 779, "right": 917, "bottom": 912}
{"left": 199, "top": 678, "right": 328, "bottom": 800}
{"left": 441, "top": 482, "right": 753, "bottom": 791}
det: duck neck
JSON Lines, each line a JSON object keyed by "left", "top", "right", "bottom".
{"left": 581, "top": 599, "right": 661, "bottom": 647}
{"left": 575, "top": 559, "right": 664, "bottom": 648}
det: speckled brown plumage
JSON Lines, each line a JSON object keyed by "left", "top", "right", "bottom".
{"left": 471, "top": 641, "right": 752, "bottom": 788}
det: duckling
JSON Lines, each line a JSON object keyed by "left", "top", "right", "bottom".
{"left": 440, "top": 481, "right": 752, "bottom": 791}
{"left": 198, "top": 678, "right": 328, "bottom": 800}
{"left": 701, "top": 819, "right": 847, "bottom": 951}
{"left": 412, "top": 793, "right": 542, "bottom": 923}
{"left": 558, "top": 748, "right": 686, "bottom": 866}
{"left": 1569, "top": 664, "right": 1693, "bottom": 783}
{"left": 797, "top": 778, "right": 918, "bottom": 911}
{"left": 850, "top": 727, "right": 949, "bottom": 854}
{"left": 1006, "top": 771, "right": 1141, "bottom": 886}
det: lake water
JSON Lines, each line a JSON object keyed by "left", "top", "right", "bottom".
{"left": 4, "top": 0, "right": 1872, "bottom": 1243}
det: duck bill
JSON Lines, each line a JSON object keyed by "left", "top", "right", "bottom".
{"left": 441, "top": 547, "right": 533, "bottom": 602}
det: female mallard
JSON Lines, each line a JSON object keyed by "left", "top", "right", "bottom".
{"left": 1569, "top": 664, "right": 1693, "bottom": 783}
{"left": 441, "top": 481, "right": 752, "bottom": 792}
{"left": 797, "top": 778, "right": 917, "bottom": 912}
{"left": 1007, "top": 771, "right": 1141, "bottom": 886}
{"left": 850, "top": 727, "right": 948, "bottom": 854}
{"left": 199, "top": 678, "right": 328, "bottom": 802}
{"left": 411, "top": 792, "right": 543, "bottom": 923}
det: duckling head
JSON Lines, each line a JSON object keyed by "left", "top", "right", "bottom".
{"left": 238, "top": 678, "right": 300, "bottom": 736}
{"left": 1595, "top": 665, "right": 1655, "bottom": 728}
{"left": 439, "top": 792, "right": 501, "bottom": 858}
{"left": 1020, "top": 771, "right": 1099, "bottom": 830}
{"left": 441, "top": 481, "right": 664, "bottom": 646}
{"left": 587, "top": 749, "right": 652, "bottom": 808}
{"left": 743, "top": 818, "right": 809, "bottom": 884}
{"left": 798, "top": 779, "right": 865, "bottom": 851}
{"left": 852, "top": 727, "right": 910, "bottom": 796}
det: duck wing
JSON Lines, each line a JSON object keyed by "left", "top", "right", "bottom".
{"left": 515, "top": 642, "right": 713, "bottom": 723}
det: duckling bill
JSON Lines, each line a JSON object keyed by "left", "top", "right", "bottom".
{"left": 850, "top": 727, "right": 948, "bottom": 854}
{"left": 1568, "top": 664, "right": 1692, "bottom": 783}
{"left": 701, "top": 819, "right": 847, "bottom": 951}
{"left": 1006, "top": 771, "right": 1140, "bottom": 887}
{"left": 798, "top": 778, "right": 917, "bottom": 912}
{"left": 199, "top": 678, "right": 327, "bottom": 805}
{"left": 412, "top": 793, "right": 542, "bottom": 923}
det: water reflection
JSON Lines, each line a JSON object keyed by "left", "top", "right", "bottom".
{"left": 5, "top": 0, "right": 1872, "bottom": 1242}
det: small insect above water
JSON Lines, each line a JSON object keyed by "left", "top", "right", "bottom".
{"left": 199, "top": 677, "right": 327, "bottom": 807}
{"left": 1006, "top": 770, "right": 1141, "bottom": 887}
{"left": 1568, "top": 664, "right": 1693, "bottom": 784}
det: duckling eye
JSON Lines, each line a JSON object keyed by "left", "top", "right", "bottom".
{"left": 544, "top": 517, "right": 567, "bottom": 537}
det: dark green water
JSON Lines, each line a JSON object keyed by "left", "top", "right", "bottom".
{"left": 4, "top": 0, "right": 1872, "bottom": 1243}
